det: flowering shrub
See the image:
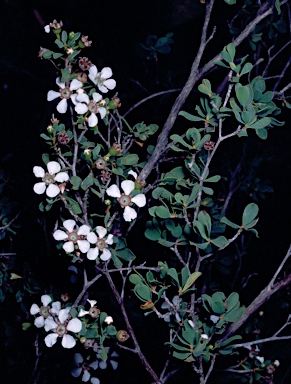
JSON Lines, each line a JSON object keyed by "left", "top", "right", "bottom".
{"left": 1, "top": 1, "right": 291, "bottom": 383}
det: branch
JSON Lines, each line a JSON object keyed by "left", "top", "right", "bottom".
{"left": 72, "top": 270, "right": 102, "bottom": 309}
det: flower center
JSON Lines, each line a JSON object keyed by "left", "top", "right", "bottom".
{"left": 39, "top": 306, "right": 50, "bottom": 318}
{"left": 96, "top": 238, "right": 106, "bottom": 250}
{"left": 60, "top": 87, "right": 72, "bottom": 99}
{"left": 88, "top": 101, "right": 98, "bottom": 114}
{"left": 43, "top": 173, "right": 55, "bottom": 185}
{"left": 88, "top": 306, "right": 100, "bottom": 318}
{"left": 56, "top": 324, "right": 67, "bottom": 337}
{"left": 68, "top": 231, "right": 79, "bottom": 242}
{"left": 95, "top": 158, "right": 107, "bottom": 170}
{"left": 118, "top": 194, "right": 131, "bottom": 208}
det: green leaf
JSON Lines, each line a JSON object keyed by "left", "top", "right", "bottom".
{"left": 65, "top": 197, "right": 82, "bottom": 215}
{"left": 181, "top": 272, "right": 202, "bottom": 293}
{"left": 173, "top": 351, "right": 191, "bottom": 360}
{"left": 226, "top": 43, "right": 235, "bottom": 61}
{"left": 81, "top": 173, "right": 94, "bottom": 190}
{"left": 236, "top": 85, "right": 250, "bottom": 108}
{"left": 242, "top": 203, "right": 259, "bottom": 227}
{"left": 226, "top": 292, "right": 239, "bottom": 312}
{"left": 247, "top": 117, "right": 271, "bottom": 129}
{"left": 167, "top": 268, "right": 180, "bottom": 286}
{"left": 240, "top": 62, "right": 253, "bottom": 76}
{"left": 211, "top": 236, "right": 228, "bottom": 248}
{"left": 156, "top": 206, "right": 171, "bottom": 219}
{"left": 158, "top": 238, "right": 176, "bottom": 247}
{"left": 170, "top": 134, "right": 192, "bottom": 149}
{"left": 134, "top": 284, "right": 152, "bottom": 302}
{"left": 117, "top": 248, "right": 136, "bottom": 261}
{"left": 205, "top": 175, "right": 221, "bottom": 183}
{"left": 221, "top": 216, "right": 240, "bottom": 229}
{"left": 70, "top": 176, "right": 82, "bottom": 190}
{"left": 129, "top": 274, "right": 143, "bottom": 285}
{"left": 119, "top": 154, "right": 139, "bottom": 165}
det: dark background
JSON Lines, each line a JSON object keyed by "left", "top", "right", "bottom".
{"left": 0, "top": 0, "right": 290, "bottom": 383}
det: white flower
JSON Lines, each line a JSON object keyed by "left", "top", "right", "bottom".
{"left": 53, "top": 219, "right": 91, "bottom": 253}
{"left": 161, "top": 295, "right": 181, "bottom": 323}
{"left": 78, "top": 299, "right": 100, "bottom": 318}
{"left": 96, "top": 347, "right": 119, "bottom": 370}
{"left": 44, "top": 307, "right": 82, "bottom": 349}
{"left": 47, "top": 77, "right": 83, "bottom": 114}
{"left": 104, "top": 316, "right": 113, "bottom": 325}
{"left": 274, "top": 360, "right": 280, "bottom": 367}
{"left": 30, "top": 294, "right": 53, "bottom": 328}
{"left": 86, "top": 226, "right": 114, "bottom": 261}
{"left": 74, "top": 92, "right": 106, "bottom": 127}
{"left": 33, "top": 161, "right": 69, "bottom": 198}
{"left": 71, "top": 353, "right": 99, "bottom": 382}
{"left": 210, "top": 315, "right": 220, "bottom": 324}
{"left": 256, "top": 355, "right": 264, "bottom": 364}
{"left": 201, "top": 333, "right": 209, "bottom": 340}
{"left": 44, "top": 25, "right": 50, "bottom": 33}
{"left": 88, "top": 65, "right": 116, "bottom": 93}
{"left": 106, "top": 180, "right": 146, "bottom": 222}
{"left": 188, "top": 320, "right": 195, "bottom": 328}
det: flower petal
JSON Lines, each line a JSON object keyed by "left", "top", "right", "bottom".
{"left": 97, "top": 84, "right": 108, "bottom": 93}
{"left": 100, "top": 248, "right": 111, "bottom": 261}
{"left": 91, "top": 378, "right": 100, "bottom": 384}
{"left": 44, "top": 318, "right": 58, "bottom": 332}
{"left": 44, "top": 333, "right": 58, "bottom": 347}
{"left": 70, "top": 79, "right": 83, "bottom": 91}
{"left": 77, "top": 93, "right": 90, "bottom": 103}
{"left": 123, "top": 206, "right": 137, "bottom": 222}
{"left": 57, "top": 98, "right": 68, "bottom": 114}
{"left": 33, "top": 166, "right": 45, "bottom": 178}
{"left": 78, "top": 309, "right": 89, "bottom": 317}
{"left": 44, "top": 25, "right": 50, "bottom": 33}
{"left": 103, "top": 79, "right": 116, "bottom": 90}
{"left": 54, "top": 172, "right": 69, "bottom": 182}
{"left": 87, "top": 299, "right": 97, "bottom": 307}
{"left": 67, "top": 318, "right": 82, "bottom": 333}
{"left": 87, "top": 232, "right": 97, "bottom": 244}
{"left": 41, "top": 294, "right": 52, "bottom": 306}
{"left": 71, "top": 367, "right": 82, "bottom": 378}
{"left": 89, "top": 361, "right": 98, "bottom": 370}
{"left": 62, "top": 334, "right": 76, "bottom": 349}
{"left": 46, "top": 184, "right": 60, "bottom": 198}
{"left": 106, "top": 234, "right": 114, "bottom": 245}
{"left": 92, "top": 92, "right": 102, "bottom": 102}
{"left": 110, "top": 360, "right": 118, "bottom": 370}
{"left": 78, "top": 225, "right": 91, "bottom": 236}
{"left": 89, "top": 65, "right": 98, "bottom": 78}
{"left": 74, "top": 353, "right": 84, "bottom": 364}
{"left": 96, "top": 226, "right": 107, "bottom": 239}
{"left": 99, "top": 361, "right": 107, "bottom": 370}
{"left": 51, "top": 301, "right": 61, "bottom": 315}
{"left": 63, "top": 241, "right": 74, "bottom": 253}
{"left": 56, "top": 77, "right": 65, "bottom": 88}
{"left": 33, "top": 182, "right": 46, "bottom": 195}
{"left": 75, "top": 103, "right": 88, "bottom": 115}
{"left": 58, "top": 307, "right": 70, "bottom": 323}
{"left": 121, "top": 180, "right": 135, "bottom": 195}
{"left": 47, "top": 161, "right": 61, "bottom": 175}
{"left": 106, "top": 184, "right": 121, "bottom": 198}
{"left": 100, "top": 67, "right": 113, "bottom": 79}
{"left": 30, "top": 304, "right": 40, "bottom": 315}
{"left": 34, "top": 316, "right": 45, "bottom": 328}
{"left": 87, "top": 247, "right": 99, "bottom": 260}
{"left": 98, "top": 107, "right": 106, "bottom": 119}
{"left": 128, "top": 170, "right": 137, "bottom": 179}
{"left": 77, "top": 240, "right": 90, "bottom": 253}
{"left": 47, "top": 90, "right": 61, "bottom": 101}
{"left": 132, "top": 193, "right": 146, "bottom": 207}
{"left": 88, "top": 113, "right": 98, "bottom": 127}
{"left": 63, "top": 219, "right": 76, "bottom": 232}
{"left": 53, "top": 230, "right": 68, "bottom": 242}
{"left": 82, "top": 370, "right": 90, "bottom": 382}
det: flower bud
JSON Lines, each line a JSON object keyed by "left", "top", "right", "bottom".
{"left": 104, "top": 199, "right": 111, "bottom": 206}
{"left": 68, "top": 31, "right": 75, "bottom": 40}
{"left": 84, "top": 149, "right": 92, "bottom": 158}
{"left": 116, "top": 330, "right": 130, "bottom": 342}
{"left": 80, "top": 337, "right": 87, "bottom": 343}
{"left": 47, "top": 125, "right": 54, "bottom": 134}
{"left": 95, "top": 157, "right": 107, "bottom": 170}
{"left": 109, "top": 143, "right": 122, "bottom": 156}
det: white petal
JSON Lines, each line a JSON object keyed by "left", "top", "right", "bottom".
{"left": 77, "top": 240, "right": 90, "bottom": 253}
{"left": 87, "top": 248, "right": 99, "bottom": 260}
{"left": 87, "top": 299, "right": 97, "bottom": 307}
{"left": 103, "top": 79, "right": 116, "bottom": 90}
{"left": 34, "top": 316, "right": 45, "bottom": 328}
{"left": 57, "top": 98, "right": 68, "bottom": 114}
{"left": 63, "top": 241, "right": 74, "bottom": 253}
{"left": 70, "top": 79, "right": 83, "bottom": 91}
{"left": 110, "top": 360, "right": 118, "bottom": 370}
{"left": 46, "top": 184, "right": 60, "bottom": 198}
{"left": 88, "top": 73, "right": 96, "bottom": 84}
{"left": 41, "top": 294, "right": 52, "bottom": 306}
{"left": 77, "top": 94, "right": 90, "bottom": 103}
{"left": 100, "top": 67, "right": 113, "bottom": 79}
{"left": 44, "top": 333, "right": 58, "bottom": 347}
{"left": 99, "top": 361, "right": 107, "bottom": 370}
{"left": 89, "top": 65, "right": 98, "bottom": 77}
{"left": 71, "top": 367, "right": 82, "bottom": 378}
{"left": 74, "top": 353, "right": 84, "bottom": 364}
{"left": 63, "top": 219, "right": 76, "bottom": 232}
{"left": 67, "top": 318, "right": 82, "bottom": 333}
{"left": 53, "top": 229, "right": 68, "bottom": 241}
{"left": 123, "top": 206, "right": 137, "bottom": 222}
{"left": 106, "top": 184, "right": 121, "bottom": 198}
{"left": 96, "top": 226, "right": 107, "bottom": 239}
{"left": 78, "top": 225, "right": 91, "bottom": 236}
{"left": 91, "top": 378, "right": 100, "bottom": 384}
{"left": 33, "top": 166, "right": 45, "bottom": 178}
{"left": 47, "top": 161, "right": 61, "bottom": 174}
{"left": 56, "top": 77, "right": 65, "bottom": 88}
{"left": 97, "top": 84, "right": 108, "bottom": 93}
{"left": 87, "top": 232, "right": 98, "bottom": 244}
{"left": 58, "top": 307, "right": 70, "bottom": 323}
{"left": 88, "top": 113, "right": 98, "bottom": 127}
{"left": 33, "top": 182, "right": 46, "bottom": 195}
{"left": 161, "top": 302, "right": 170, "bottom": 309}
{"left": 92, "top": 92, "right": 102, "bottom": 102}
{"left": 54, "top": 172, "right": 69, "bottom": 182}
{"left": 98, "top": 107, "right": 106, "bottom": 119}
{"left": 78, "top": 309, "right": 89, "bottom": 317}
{"left": 47, "top": 90, "right": 60, "bottom": 101}
{"left": 256, "top": 356, "right": 264, "bottom": 364}
{"left": 100, "top": 249, "right": 111, "bottom": 261}
{"left": 82, "top": 371, "right": 90, "bottom": 382}
{"left": 128, "top": 170, "right": 137, "bottom": 179}
{"left": 121, "top": 180, "right": 135, "bottom": 195}
{"left": 51, "top": 301, "right": 61, "bottom": 314}
{"left": 30, "top": 304, "right": 40, "bottom": 315}
{"left": 89, "top": 361, "right": 98, "bottom": 370}
{"left": 132, "top": 193, "right": 146, "bottom": 207}
{"left": 44, "top": 25, "right": 50, "bottom": 33}
{"left": 70, "top": 94, "right": 78, "bottom": 105}
{"left": 44, "top": 318, "right": 58, "bottom": 332}
{"left": 172, "top": 295, "right": 179, "bottom": 305}
{"left": 75, "top": 103, "right": 88, "bottom": 115}
{"left": 188, "top": 320, "right": 195, "bottom": 328}
{"left": 62, "top": 334, "right": 76, "bottom": 349}
{"left": 106, "top": 234, "right": 114, "bottom": 245}
{"left": 210, "top": 315, "right": 220, "bottom": 324}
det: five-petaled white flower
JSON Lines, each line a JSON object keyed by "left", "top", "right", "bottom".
{"left": 53, "top": 219, "right": 91, "bottom": 253}
{"left": 74, "top": 92, "right": 106, "bottom": 127}
{"left": 71, "top": 353, "right": 99, "bottom": 382}
{"left": 33, "top": 161, "right": 69, "bottom": 198}
{"left": 30, "top": 294, "right": 54, "bottom": 328}
{"left": 44, "top": 307, "right": 82, "bottom": 349}
{"left": 104, "top": 316, "right": 114, "bottom": 325}
{"left": 78, "top": 299, "right": 100, "bottom": 318}
{"left": 86, "top": 226, "right": 114, "bottom": 261}
{"left": 47, "top": 77, "right": 83, "bottom": 114}
{"left": 88, "top": 66, "right": 116, "bottom": 93}
{"left": 106, "top": 180, "right": 146, "bottom": 222}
